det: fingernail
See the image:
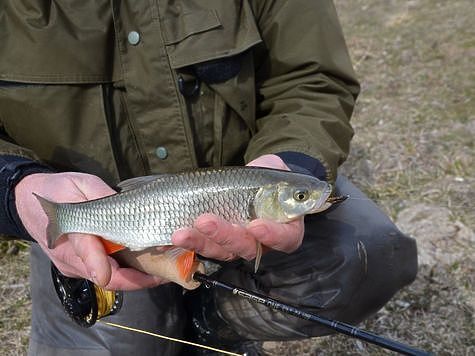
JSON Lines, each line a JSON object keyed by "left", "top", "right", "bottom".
{"left": 196, "top": 222, "right": 217, "bottom": 236}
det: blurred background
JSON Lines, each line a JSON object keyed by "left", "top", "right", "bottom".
{"left": 1, "top": 0, "right": 473, "bottom": 354}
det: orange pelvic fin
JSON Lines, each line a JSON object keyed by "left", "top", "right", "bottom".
{"left": 100, "top": 238, "right": 126, "bottom": 255}
{"left": 176, "top": 250, "right": 196, "bottom": 281}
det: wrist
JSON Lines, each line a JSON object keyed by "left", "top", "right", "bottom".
{"left": 275, "top": 151, "right": 327, "bottom": 180}
{"left": 0, "top": 156, "right": 54, "bottom": 240}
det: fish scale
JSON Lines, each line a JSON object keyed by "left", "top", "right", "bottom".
{"left": 38, "top": 167, "right": 332, "bottom": 251}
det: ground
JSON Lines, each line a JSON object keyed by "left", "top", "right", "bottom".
{"left": 0, "top": 0, "right": 473, "bottom": 355}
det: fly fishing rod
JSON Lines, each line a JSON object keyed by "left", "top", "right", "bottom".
{"left": 193, "top": 272, "right": 432, "bottom": 356}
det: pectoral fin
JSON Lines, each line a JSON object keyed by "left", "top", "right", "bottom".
{"left": 100, "top": 238, "right": 126, "bottom": 255}
{"left": 254, "top": 242, "right": 262, "bottom": 273}
{"left": 113, "top": 247, "right": 204, "bottom": 290}
{"left": 175, "top": 250, "right": 197, "bottom": 281}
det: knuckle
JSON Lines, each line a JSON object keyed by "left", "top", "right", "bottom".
{"left": 223, "top": 253, "right": 237, "bottom": 262}
{"left": 213, "top": 222, "right": 232, "bottom": 241}
{"left": 54, "top": 247, "right": 74, "bottom": 266}
{"left": 214, "top": 232, "right": 234, "bottom": 246}
{"left": 172, "top": 229, "right": 194, "bottom": 247}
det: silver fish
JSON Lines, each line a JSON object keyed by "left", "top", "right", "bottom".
{"left": 35, "top": 167, "right": 332, "bottom": 269}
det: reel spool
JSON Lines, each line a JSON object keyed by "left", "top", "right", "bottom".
{"left": 51, "top": 264, "right": 123, "bottom": 327}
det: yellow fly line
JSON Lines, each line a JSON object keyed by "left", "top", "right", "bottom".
{"left": 94, "top": 285, "right": 118, "bottom": 319}
{"left": 99, "top": 321, "right": 243, "bottom": 356}
{"left": 93, "top": 283, "right": 241, "bottom": 354}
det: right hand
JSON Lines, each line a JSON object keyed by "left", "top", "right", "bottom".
{"left": 14, "top": 172, "right": 166, "bottom": 291}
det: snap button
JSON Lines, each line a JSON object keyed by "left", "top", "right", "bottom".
{"left": 127, "top": 31, "right": 140, "bottom": 45}
{"left": 155, "top": 147, "right": 168, "bottom": 160}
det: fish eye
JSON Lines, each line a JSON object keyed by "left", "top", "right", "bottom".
{"left": 293, "top": 189, "right": 309, "bottom": 202}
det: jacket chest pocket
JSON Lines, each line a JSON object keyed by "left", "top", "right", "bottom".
{"left": 160, "top": 0, "right": 262, "bottom": 166}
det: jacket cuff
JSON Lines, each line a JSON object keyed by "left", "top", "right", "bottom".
{"left": 0, "top": 155, "right": 54, "bottom": 241}
{"left": 275, "top": 151, "right": 327, "bottom": 181}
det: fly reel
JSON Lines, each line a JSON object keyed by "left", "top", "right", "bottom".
{"left": 51, "top": 264, "right": 123, "bottom": 327}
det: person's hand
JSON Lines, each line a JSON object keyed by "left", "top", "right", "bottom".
{"left": 15, "top": 172, "right": 165, "bottom": 290}
{"left": 172, "top": 154, "right": 305, "bottom": 262}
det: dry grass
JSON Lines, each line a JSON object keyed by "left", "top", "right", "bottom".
{"left": 1, "top": 0, "right": 474, "bottom": 355}
{"left": 0, "top": 243, "right": 31, "bottom": 355}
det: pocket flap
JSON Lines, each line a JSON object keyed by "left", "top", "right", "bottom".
{"left": 162, "top": 2, "right": 262, "bottom": 69}
{"left": 162, "top": 10, "right": 222, "bottom": 45}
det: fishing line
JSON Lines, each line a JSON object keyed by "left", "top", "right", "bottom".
{"left": 52, "top": 265, "right": 241, "bottom": 354}
{"left": 99, "top": 321, "right": 243, "bottom": 356}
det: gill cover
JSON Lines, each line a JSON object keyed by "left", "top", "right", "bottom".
{"left": 254, "top": 181, "right": 332, "bottom": 222}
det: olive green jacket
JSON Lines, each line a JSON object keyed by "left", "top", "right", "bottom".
{"left": 0, "top": 0, "right": 359, "bottom": 186}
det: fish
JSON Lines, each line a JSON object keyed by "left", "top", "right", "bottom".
{"left": 34, "top": 167, "right": 333, "bottom": 283}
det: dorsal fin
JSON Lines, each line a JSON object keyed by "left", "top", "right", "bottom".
{"left": 116, "top": 175, "right": 169, "bottom": 192}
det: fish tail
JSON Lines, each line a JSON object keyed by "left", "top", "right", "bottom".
{"left": 33, "top": 193, "right": 62, "bottom": 249}
{"left": 175, "top": 249, "right": 196, "bottom": 280}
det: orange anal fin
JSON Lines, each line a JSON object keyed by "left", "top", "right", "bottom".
{"left": 100, "top": 238, "right": 126, "bottom": 255}
{"left": 176, "top": 250, "right": 196, "bottom": 281}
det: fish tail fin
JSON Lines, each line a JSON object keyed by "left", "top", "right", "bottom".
{"left": 254, "top": 242, "right": 262, "bottom": 273}
{"left": 175, "top": 249, "right": 196, "bottom": 280}
{"left": 33, "top": 193, "right": 62, "bottom": 248}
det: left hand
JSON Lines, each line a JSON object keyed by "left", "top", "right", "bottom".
{"left": 171, "top": 154, "right": 305, "bottom": 262}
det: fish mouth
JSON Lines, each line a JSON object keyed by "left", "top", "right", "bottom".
{"left": 308, "top": 185, "right": 334, "bottom": 214}
{"left": 309, "top": 202, "right": 332, "bottom": 214}
{"left": 309, "top": 194, "right": 349, "bottom": 214}
{"left": 326, "top": 195, "right": 349, "bottom": 205}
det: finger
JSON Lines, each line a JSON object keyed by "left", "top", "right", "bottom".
{"left": 194, "top": 214, "right": 259, "bottom": 260}
{"left": 68, "top": 233, "right": 112, "bottom": 287}
{"left": 40, "top": 239, "right": 89, "bottom": 278}
{"left": 248, "top": 218, "right": 305, "bottom": 253}
{"left": 47, "top": 242, "right": 165, "bottom": 290}
{"left": 49, "top": 255, "right": 88, "bottom": 279}
{"left": 72, "top": 174, "right": 117, "bottom": 200}
{"left": 104, "top": 257, "right": 166, "bottom": 291}
{"left": 172, "top": 227, "right": 236, "bottom": 261}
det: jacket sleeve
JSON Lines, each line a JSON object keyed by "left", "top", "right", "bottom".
{"left": 0, "top": 127, "right": 53, "bottom": 240}
{"left": 245, "top": 0, "right": 360, "bottom": 184}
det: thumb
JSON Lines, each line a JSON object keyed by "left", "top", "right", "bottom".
{"left": 69, "top": 233, "right": 112, "bottom": 287}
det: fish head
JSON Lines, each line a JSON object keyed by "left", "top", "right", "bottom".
{"left": 253, "top": 177, "right": 332, "bottom": 222}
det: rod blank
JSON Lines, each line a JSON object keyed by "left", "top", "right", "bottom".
{"left": 193, "top": 272, "right": 431, "bottom": 356}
